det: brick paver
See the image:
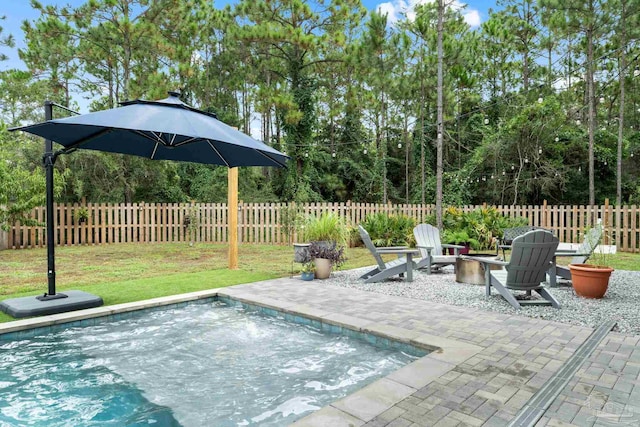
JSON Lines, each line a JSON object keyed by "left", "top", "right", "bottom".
{"left": 216, "top": 277, "right": 640, "bottom": 426}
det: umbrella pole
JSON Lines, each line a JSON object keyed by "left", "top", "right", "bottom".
{"left": 37, "top": 101, "right": 67, "bottom": 301}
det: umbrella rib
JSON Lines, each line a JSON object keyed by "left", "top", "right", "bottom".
{"left": 206, "top": 140, "right": 230, "bottom": 167}
{"left": 253, "top": 149, "right": 288, "bottom": 167}
{"left": 174, "top": 137, "right": 198, "bottom": 147}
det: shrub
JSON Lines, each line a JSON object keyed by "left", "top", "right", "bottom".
{"left": 359, "top": 213, "right": 416, "bottom": 247}
{"left": 299, "top": 212, "right": 349, "bottom": 247}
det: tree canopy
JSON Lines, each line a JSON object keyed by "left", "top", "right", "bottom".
{"left": 1, "top": 0, "right": 638, "bottom": 214}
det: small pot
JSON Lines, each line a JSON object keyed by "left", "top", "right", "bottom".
{"left": 314, "top": 258, "right": 332, "bottom": 279}
{"left": 300, "top": 271, "right": 314, "bottom": 281}
{"left": 568, "top": 263, "right": 614, "bottom": 299}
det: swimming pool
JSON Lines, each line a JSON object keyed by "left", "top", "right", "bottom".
{"left": 0, "top": 299, "right": 422, "bottom": 426}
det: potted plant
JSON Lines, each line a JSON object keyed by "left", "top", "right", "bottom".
{"left": 299, "top": 212, "right": 349, "bottom": 248}
{"left": 308, "top": 241, "right": 346, "bottom": 279}
{"left": 568, "top": 225, "right": 614, "bottom": 299}
{"left": 442, "top": 229, "right": 479, "bottom": 255}
{"left": 300, "top": 261, "right": 316, "bottom": 281}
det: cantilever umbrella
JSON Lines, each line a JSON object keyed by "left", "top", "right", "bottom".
{"left": 2, "top": 92, "right": 288, "bottom": 318}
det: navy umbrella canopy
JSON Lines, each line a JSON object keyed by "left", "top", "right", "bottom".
{"left": 13, "top": 91, "right": 289, "bottom": 167}
{"left": 1, "top": 92, "right": 288, "bottom": 318}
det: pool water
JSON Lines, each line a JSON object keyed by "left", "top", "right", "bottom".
{"left": 0, "top": 301, "right": 418, "bottom": 426}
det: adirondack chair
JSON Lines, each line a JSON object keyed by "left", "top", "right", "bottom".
{"left": 555, "top": 225, "right": 602, "bottom": 280}
{"left": 498, "top": 226, "right": 554, "bottom": 259}
{"left": 413, "top": 224, "right": 464, "bottom": 274}
{"left": 468, "top": 230, "right": 561, "bottom": 309}
{"left": 358, "top": 225, "right": 414, "bottom": 283}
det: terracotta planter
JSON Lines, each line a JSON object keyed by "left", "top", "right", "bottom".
{"left": 314, "top": 258, "right": 332, "bottom": 279}
{"left": 568, "top": 263, "right": 614, "bottom": 299}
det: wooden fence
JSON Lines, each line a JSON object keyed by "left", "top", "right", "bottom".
{"left": 4, "top": 200, "right": 640, "bottom": 253}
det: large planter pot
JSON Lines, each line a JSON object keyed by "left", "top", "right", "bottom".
{"left": 314, "top": 258, "right": 332, "bottom": 279}
{"left": 569, "top": 263, "right": 614, "bottom": 299}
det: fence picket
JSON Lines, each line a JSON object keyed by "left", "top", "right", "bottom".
{"left": 6, "top": 202, "right": 640, "bottom": 252}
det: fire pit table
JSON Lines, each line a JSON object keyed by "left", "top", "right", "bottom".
{"left": 455, "top": 253, "right": 504, "bottom": 285}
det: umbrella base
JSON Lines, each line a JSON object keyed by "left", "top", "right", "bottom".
{"left": 0, "top": 290, "right": 103, "bottom": 318}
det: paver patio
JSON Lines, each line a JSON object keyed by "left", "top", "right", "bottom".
{"left": 219, "top": 278, "right": 640, "bottom": 426}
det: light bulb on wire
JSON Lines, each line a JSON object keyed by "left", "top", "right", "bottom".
{"left": 484, "top": 118, "right": 489, "bottom": 125}
{"left": 555, "top": 137, "right": 559, "bottom": 142}
{"left": 537, "top": 97, "right": 543, "bottom": 104}
{"left": 363, "top": 148, "right": 367, "bottom": 155}
{"left": 397, "top": 143, "right": 402, "bottom": 149}
{"left": 332, "top": 152, "right": 336, "bottom": 158}
{"left": 634, "top": 68, "right": 640, "bottom": 77}
{"left": 576, "top": 119, "right": 581, "bottom": 125}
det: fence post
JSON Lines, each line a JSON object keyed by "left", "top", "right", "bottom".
{"left": 603, "top": 198, "right": 610, "bottom": 245}
{"left": 542, "top": 199, "right": 548, "bottom": 228}
{"left": 0, "top": 228, "right": 7, "bottom": 250}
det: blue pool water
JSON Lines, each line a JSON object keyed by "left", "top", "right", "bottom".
{"left": 0, "top": 301, "right": 419, "bottom": 426}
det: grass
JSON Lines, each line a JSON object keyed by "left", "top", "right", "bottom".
{"left": 1, "top": 243, "right": 638, "bottom": 323}
{"left": 0, "top": 243, "right": 376, "bottom": 323}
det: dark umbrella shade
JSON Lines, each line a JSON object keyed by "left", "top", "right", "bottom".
{"left": 11, "top": 92, "right": 289, "bottom": 168}
{"left": 1, "top": 93, "right": 288, "bottom": 318}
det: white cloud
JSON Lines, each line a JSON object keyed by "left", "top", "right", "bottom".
{"left": 375, "top": 0, "right": 482, "bottom": 28}
{"left": 463, "top": 9, "right": 481, "bottom": 27}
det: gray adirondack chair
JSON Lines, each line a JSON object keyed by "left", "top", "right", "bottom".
{"left": 555, "top": 225, "right": 602, "bottom": 280}
{"left": 413, "top": 224, "right": 464, "bottom": 274}
{"left": 469, "top": 230, "right": 561, "bottom": 309}
{"left": 358, "top": 225, "right": 414, "bottom": 283}
{"left": 498, "top": 226, "right": 554, "bottom": 259}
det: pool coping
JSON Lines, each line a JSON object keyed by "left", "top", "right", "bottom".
{"left": 0, "top": 285, "right": 482, "bottom": 426}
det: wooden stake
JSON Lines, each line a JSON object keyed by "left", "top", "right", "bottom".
{"left": 228, "top": 167, "right": 239, "bottom": 269}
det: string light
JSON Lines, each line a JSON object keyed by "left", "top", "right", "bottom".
{"left": 538, "top": 148, "right": 542, "bottom": 154}
{"left": 363, "top": 148, "right": 367, "bottom": 155}
{"left": 634, "top": 68, "right": 640, "bottom": 77}
{"left": 397, "top": 143, "right": 402, "bottom": 149}
{"left": 525, "top": 158, "right": 529, "bottom": 163}
{"left": 304, "top": 152, "right": 309, "bottom": 157}
{"left": 555, "top": 137, "right": 560, "bottom": 142}
{"left": 502, "top": 171, "right": 506, "bottom": 175}
{"left": 537, "top": 97, "right": 543, "bottom": 104}
{"left": 599, "top": 97, "right": 605, "bottom": 104}
{"left": 578, "top": 166, "right": 582, "bottom": 172}
{"left": 511, "top": 165, "right": 515, "bottom": 170}
{"left": 576, "top": 119, "right": 581, "bottom": 125}
{"left": 534, "top": 175, "right": 537, "bottom": 179}
{"left": 484, "top": 118, "right": 489, "bottom": 125}
{"left": 332, "top": 152, "right": 336, "bottom": 158}
{"left": 490, "top": 174, "right": 494, "bottom": 179}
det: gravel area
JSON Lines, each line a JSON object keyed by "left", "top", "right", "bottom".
{"left": 325, "top": 266, "right": 640, "bottom": 335}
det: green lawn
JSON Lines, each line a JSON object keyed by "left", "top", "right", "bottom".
{"left": 0, "top": 243, "right": 376, "bottom": 323}
{"left": 1, "top": 243, "right": 638, "bottom": 323}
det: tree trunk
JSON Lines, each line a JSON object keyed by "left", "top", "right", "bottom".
{"left": 617, "top": 2, "right": 626, "bottom": 205}
{"left": 435, "top": 0, "right": 444, "bottom": 229}
{"left": 586, "top": 23, "right": 596, "bottom": 206}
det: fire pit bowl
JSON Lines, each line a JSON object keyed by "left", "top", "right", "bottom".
{"left": 455, "top": 254, "right": 504, "bottom": 285}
